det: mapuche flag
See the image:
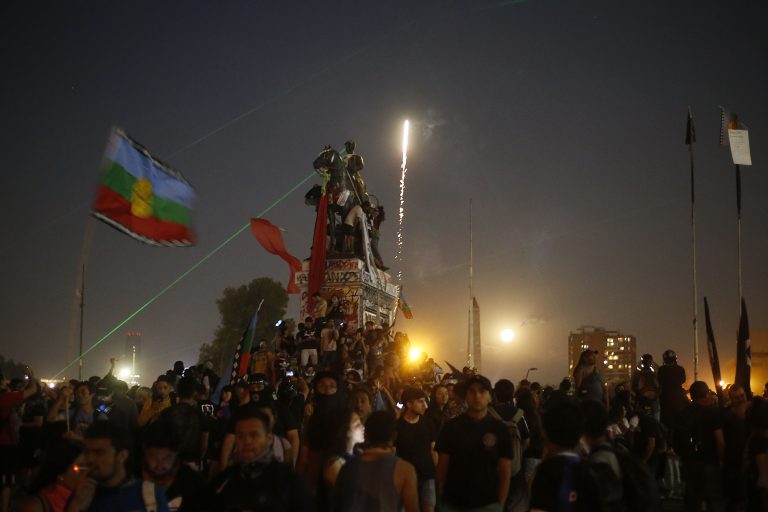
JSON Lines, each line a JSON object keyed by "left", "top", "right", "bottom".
{"left": 735, "top": 298, "right": 752, "bottom": 398}
{"left": 250, "top": 218, "right": 302, "bottom": 294}
{"left": 92, "top": 128, "right": 197, "bottom": 246}
{"left": 398, "top": 289, "right": 414, "bottom": 319}
{"left": 230, "top": 310, "right": 260, "bottom": 383}
{"left": 703, "top": 297, "right": 724, "bottom": 404}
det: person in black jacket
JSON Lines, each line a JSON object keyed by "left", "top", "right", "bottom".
{"left": 207, "top": 406, "right": 314, "bottom": 512}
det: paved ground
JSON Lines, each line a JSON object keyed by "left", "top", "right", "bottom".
{"left": 662, "top": 497, "right": 685, "bottom": 511}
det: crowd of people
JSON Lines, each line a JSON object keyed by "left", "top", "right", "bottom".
{"left": 2, "top": 320, "right": 768, "bottom": 512}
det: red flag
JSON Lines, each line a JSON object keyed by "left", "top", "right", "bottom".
{"left": 250, "top": 218, "right": 302, "bottom": 294}
{"left": 308, "top": 194, "right": 329, "bottom": 308}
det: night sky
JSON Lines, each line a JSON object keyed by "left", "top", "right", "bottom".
{"left": 2, "top": 1, "right": 767, "bottom": 386}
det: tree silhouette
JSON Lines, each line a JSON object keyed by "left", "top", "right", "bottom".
{"left": 198, "top": 277, "right": 288, "bottom": 377}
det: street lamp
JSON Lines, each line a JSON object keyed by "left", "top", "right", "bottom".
{"left": 525, "top": 367, "right": 538, "bottom": 380}
{"left": 500, "top": 329, "right": 515, "bottom": 343}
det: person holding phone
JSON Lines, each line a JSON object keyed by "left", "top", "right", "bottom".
{"left": 138, "top": 376, "right": 175, "bottom": 427}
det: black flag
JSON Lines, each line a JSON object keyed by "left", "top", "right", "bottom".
{"left": 703, "top": 297, "right": 724, "bottom": 405}
{"left": 735, "top": 298, "right": 752, "bottom": 398}
{"left": 686, "top": 107, "right": 696, "bottom": 145}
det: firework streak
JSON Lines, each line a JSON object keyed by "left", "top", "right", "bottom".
{"left": 396, "top": 120, "right": 409, "bottom": 283}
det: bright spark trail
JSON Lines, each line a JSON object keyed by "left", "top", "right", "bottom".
{"left": 396, "top": 120, "right": 410, "bottom": 284}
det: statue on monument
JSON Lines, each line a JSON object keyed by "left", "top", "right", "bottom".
{"left": 307, "top": 142, "right": 387, "bottom": 270}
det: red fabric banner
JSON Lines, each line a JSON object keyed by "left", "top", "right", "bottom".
{"left": 249, "top": 218, "right": 302, "bottom": 294}
{"left": 307, "top": 194, "right": 329, "bottom": 309}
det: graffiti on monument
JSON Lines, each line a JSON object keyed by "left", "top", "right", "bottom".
{"left": 294, "top": 269, "right": 361, "bottom": 288}
{"left": 326, "top": 259, "right": 362, "bottom": 271}
{"left": 300, "top": 286, "right": 363, "bottom": 333}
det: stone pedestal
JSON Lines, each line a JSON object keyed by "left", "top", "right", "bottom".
{"left": 295, "top": 258, "right": 399, "bottom": 330}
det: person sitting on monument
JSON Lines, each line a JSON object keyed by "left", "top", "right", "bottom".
{"left": 311, "top": 293, "right": 327, "bottom": 320}
{"left": 342, "top": 203, "right": 366, "bottom": 257}
{"left": 343, "top": 140, "right": 368, "bottom": 204}
{"left": 368, "top": 205, "right": 388, "bottom": 271}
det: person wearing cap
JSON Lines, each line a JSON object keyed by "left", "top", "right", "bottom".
{"left": 674, "top": 381, "right": 725, "bottom": 512}
{"left": 573, "top": 350, "right": 606, "bottom": 406}
{"left": 396, "top": 387, "right": 438, "bottom": 512}
{"left": 657, "top": 349, "right": 687, "bottom": 431}
{"left": 436, "top": 375, "right": 513, "bottom": 511}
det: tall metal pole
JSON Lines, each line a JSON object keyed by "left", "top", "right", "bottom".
{"left": 467, "top": 199, "right": 474, "bottom": 368}
{"left": 687, "top": 107, "right": 699, "bottom": 381}
{"left": 735, "top": 163, "right": 743, "bottom": 304}
{"left": 131, "top": 344, "right": 137, "bottom": 380}
{"left": 78, "top": 264, "right": 85, "bottom": 380}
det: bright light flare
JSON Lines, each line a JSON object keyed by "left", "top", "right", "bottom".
{"left": 396, "top": 120, "right": 410, "bottom": 283}
{"left": 500, "top": 329, "right": 515, "bottom": 343}
{"left": 409, "top": 347, "right": 421, "bottom": 362}
{"left": 119, "top": 367, "right": 131, "bottom": 379}
{"left": 719, "top": 380, "right": 727, "bottom": 388}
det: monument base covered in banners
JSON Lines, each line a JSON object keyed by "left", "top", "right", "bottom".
{"left": 295, "top": 257, "right": 399, "bottom": 330}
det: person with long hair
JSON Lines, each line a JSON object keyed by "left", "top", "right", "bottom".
{"left": 573, "top": 349, "right": 606, "bottom": 405}
{"left": 323, "top": 409, "right": 365, "bottom": 491}
{"left": 425, "top": 384, "right": 449, "bottom": 433}
{"left": 20, "top": 440, "right": 82, "bottom": 512}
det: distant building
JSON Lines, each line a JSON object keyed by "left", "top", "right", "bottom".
{"left": 568, "top": 326, "right": 637, "bottom": 387}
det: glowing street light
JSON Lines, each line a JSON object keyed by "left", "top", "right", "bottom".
{"left": 119, "top": 367, "right": 131, "bottom": 379}
{"left": 500, "top": 329, "right": 515, "bottom": 343}
{"left": 409, "top": 347, "right": 422, "bottom": 362}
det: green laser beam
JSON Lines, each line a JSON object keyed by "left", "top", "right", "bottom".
{"left": 166, "top": 19, "right": 415, "bottom": 159}
{"left": 54, "top": 171, "right": 316, "bottom": 378}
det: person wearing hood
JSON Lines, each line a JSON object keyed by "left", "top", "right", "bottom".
{"left": 298, "top": 371, "right": 345, "bottom": 495}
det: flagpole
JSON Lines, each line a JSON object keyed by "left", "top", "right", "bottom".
{"left": 67, "top": 216, "right": 95, "bottom": 380}
{"left": 686, "top": 107, "right": 699, "bottom": 381}
{"left": 467, "top": 199, "right": 473, "bottom": 368}
{"left": 78, "top": 264, "right": 85, "bottom": 380}
{"left": 735, "top": 163, "right": 743, "bottom": 303}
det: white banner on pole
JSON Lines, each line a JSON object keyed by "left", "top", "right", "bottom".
{"left": 728, "top": 129, "right": 752, "bottom": 166}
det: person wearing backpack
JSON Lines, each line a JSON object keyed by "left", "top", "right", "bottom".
{"left": 673, "top": 381, "right": 725, "bottom": 512}
{"left": 582, "top": 399, "right": 662, "bottom": 512}
{"left": 489, "top": 379, "right": 529, "bottom": 512}
{"left": 529, "top": 395, "right": 601, "bottom": 512}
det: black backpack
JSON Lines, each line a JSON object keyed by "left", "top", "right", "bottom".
{"left": 590, "top": 442, "right": 662, "bottom": 512}
{"left": 671, "top": 406, "right": 702, "bottom": 459}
